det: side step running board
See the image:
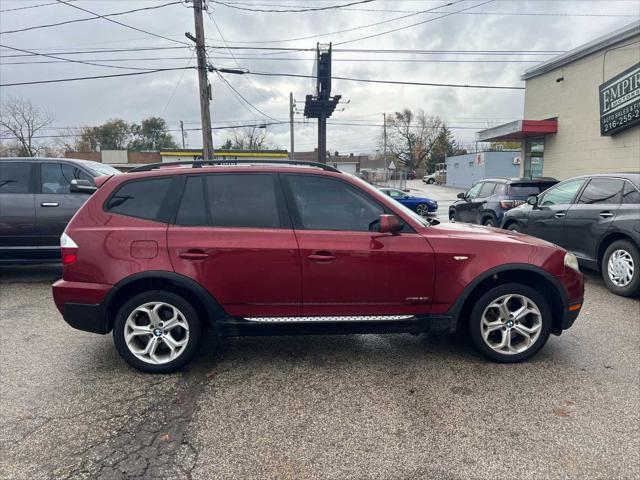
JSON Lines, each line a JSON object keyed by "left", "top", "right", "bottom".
{"left": 243, "top": 315, "right": 415, "bottom": 323}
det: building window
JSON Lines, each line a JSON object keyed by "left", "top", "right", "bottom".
{"left": 524, "top": 138, "right": 544, "bottom": 178}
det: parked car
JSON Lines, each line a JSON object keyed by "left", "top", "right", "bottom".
{"left": 407, "top": 170, "right": 417, "bottom": 180}
{"left": 52, "top": 160, "right": 583, "bottom": 373}
{"left": 379, "top": 187, "right": 438, "bottom": 216}
{"left": 423, "top": 173, "right": 436, "bottom": 184}
{"left": 0, "top": 157, "right": 120, "bottom": 263}
{"left": 502, "top": 173, "right": 640, "bottom": 297}
{"left": 449, "top": 177, "right": 558, "bottom": 227}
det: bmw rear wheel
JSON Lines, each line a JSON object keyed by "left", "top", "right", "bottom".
{"left": 113, "top": 291, "right": 202, "bottom": 373}
{"left": 469, "top": 283, "right": 552, "bottom": 362}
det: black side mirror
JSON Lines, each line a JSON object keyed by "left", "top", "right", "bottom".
{"left": 457, "top": 192, "right": 466, "bottom": 199}
{"left": 70, "top": 179, "right": 97, "bottom": 194}
{"left": 527, "top": 195, "right": 539, "bottom": 207}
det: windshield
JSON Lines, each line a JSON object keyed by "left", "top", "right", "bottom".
{"left": 509, "top": 183, "right": 556, "bottom": 196}
{"left": 83, "top": 162, "right": 121, "bottom": 177}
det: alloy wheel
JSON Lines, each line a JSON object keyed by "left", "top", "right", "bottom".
{"left": 607, "top": 249, "right": 635, "bottom": 287}
{"left": 480, "top": 294, "right": 542, "bottom": 355}
{"left": 416, "top": 204, "right": 429, "bottom": 216}
{"left": 124, "top": 301, "right": 190, "bottom": 365}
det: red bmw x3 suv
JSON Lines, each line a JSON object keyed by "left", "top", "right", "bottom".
{"left": 52, "top": 161, "right": 584, "bottom": 373}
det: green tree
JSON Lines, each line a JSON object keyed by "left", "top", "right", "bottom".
{"left": 79, "top": 119, "right": 130, "bottom": 151}
{"left": 129, "top": 117, "right": 178, "bottom": 151}
{"left": 427, "top": 126, "right": 459, "bottom": 173}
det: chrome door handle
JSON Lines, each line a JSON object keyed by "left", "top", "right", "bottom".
{"left": 599, "top": 211, "right": 614, "bottom": 218}
{"left": 41, "top": 202, "right": 59, "bottom": 207}
{"left": 554, "top": 211, "right": 565, "bottom": 218}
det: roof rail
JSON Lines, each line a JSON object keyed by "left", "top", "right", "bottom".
{"left": 127, "top": 159, "right": 341, "bottom": 173}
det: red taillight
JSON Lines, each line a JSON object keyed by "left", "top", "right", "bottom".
{"left": 499, "top": 200, "right": 524, "bottom": 209}
{"left": 60, "top": 232, "right": 78, "bottom": 265}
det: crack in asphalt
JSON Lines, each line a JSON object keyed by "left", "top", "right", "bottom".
{"left": 59, "top": 368, "right": 207, "bottom": 480}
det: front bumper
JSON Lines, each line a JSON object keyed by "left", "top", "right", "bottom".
{"left": 554, "top": 267, "right": 585, "bottom": 334}
{"left": 52, "top": 279, "right": 112, "bottom": 334}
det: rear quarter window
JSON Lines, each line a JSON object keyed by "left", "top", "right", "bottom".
{"left": 105, "top": 177, "right": 173, "bottom": 222}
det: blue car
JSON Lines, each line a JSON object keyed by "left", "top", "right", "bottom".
{"left": 379, "top": 187, "right": 438, "bottom": 216}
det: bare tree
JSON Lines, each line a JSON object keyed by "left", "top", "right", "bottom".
{"left": 0, "top": 97, "right": 54, "bottom": 157}
{"left": 381, "top": 109, "right": 444, "bottom": 170}
{"left": 229, "top": 126, "right": 270, "bottom": 150}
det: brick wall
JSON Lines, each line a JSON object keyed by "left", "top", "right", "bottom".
{"left": 65, "top": 151, "right": 101, "bottom": 162}
{"left": 128, "top": 151, "right": 161, "bottom": 164}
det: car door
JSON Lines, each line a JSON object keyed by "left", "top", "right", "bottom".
{"left": 525, "top": 178, "right": 586, "bottom": 247}
{"left": 283, "top": 173, "right": 434, "bottom": 317}
{"left": 167, "top": 173, "right": 302, "bottom": 318}
{"left": 0, "top": 161, "right": 37, "bottom": 251}
{"left": 562, "top": 177, "right": 624, "bottom": 264}
{"left": 470, "top": 181, "right": 497, "bottom": 223}
{"left": 456, "top": 182, "right": 484, "bottom": 222}
{"left": 35, "top": 162, "right": 94, "bottom": 247}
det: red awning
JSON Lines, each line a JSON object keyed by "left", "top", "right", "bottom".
{"left": 477, "top": 119, "right": 558, "bottom": 142}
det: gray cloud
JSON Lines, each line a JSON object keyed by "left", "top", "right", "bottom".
{"left": 1, "top": 0, "right": 636, "bottom": 153}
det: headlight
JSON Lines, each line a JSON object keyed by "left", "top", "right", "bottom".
{"left": 564, "top": 252, "right": 580, "bottom": 272}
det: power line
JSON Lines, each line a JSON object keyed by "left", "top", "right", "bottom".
{"left": 207, "top": 13, "right": 272, "bottom": 103}
{"left": 0, "top": 2, "right": 184, "bottom": 35}
{"left": 0, "top": 0, "right": 74, "bottom": 13}
{"left": 200, "top": 0, "right": 466, "bottom": 44}
{"left": 0, "top": 43, "right": 156, "bottom": 71}
{"left": 161, "top": 51, "right": 197, "bottom": 115}
{"left": 0, "top": 67, "right": 196, "bottom": 87}
{"left": 219, "top": 1, "right": 638, "bottom": 16}
{"left": 215, "top": 72, "right": 279, "bottom": 121}
{"left": 211, "top": 0, "right": 376, "bottom": 12}
{"left": 336, "top": 0, "right": 496, "bottom": 46}
{"left": 54, "top": 0, "right": 190, "bottom": 46}
{"left": 1, "top": 56, "right": 548, "bottom": 65}
{"left": 221, "top": 69, "right": 525, "bottom": 90}
{"left": 0, "top": 46, "right": 190, "bottom": 58}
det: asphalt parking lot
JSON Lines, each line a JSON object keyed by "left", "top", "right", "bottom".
{"left": 1, "top": 182, "right": 638, "bottom": 480}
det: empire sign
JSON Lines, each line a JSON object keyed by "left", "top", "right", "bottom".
{"left": 599, "top": 62, "right": 640, "bottom": 136}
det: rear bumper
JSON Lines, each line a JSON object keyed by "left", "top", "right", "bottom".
{"left": 52, "top": 279, "right": 111, "bottom": 334}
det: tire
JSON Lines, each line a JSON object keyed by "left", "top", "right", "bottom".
{"left": 482, "top": 216, "right": 496, "bottom": 227}
{"left": 416, "top": 203, "right": 429, "bottom": 216}
{"left": 449, "top": 210, "right": 456, "bottom": 222}
{"left": 506, "top": 222, "right": 522, "bottom": 233}
{"left": 427, "top": 178, "right": 435, "bottom": 184}
{"left": 468, "top": 283, "right": 552, "bottom": 363}
{"left": 113, "top": 290, "right": 202, "bottom": 373}
{"left": 602, "top": 240, "right": 640, "bottom": 297}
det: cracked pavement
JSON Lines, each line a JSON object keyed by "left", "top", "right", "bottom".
{"left": 1, "top": 259, "right": 639, "bottom": 479}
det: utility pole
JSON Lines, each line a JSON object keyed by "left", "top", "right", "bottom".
{"left": 191, "top": 0, "right": 213, "bottom": 160}
{"left": 180, "top": 120, "right": 186, "bottom": 149}
{"left": 289, "top": 92, "right": 295, "bottom": 160}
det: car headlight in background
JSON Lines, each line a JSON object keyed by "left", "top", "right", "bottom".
{"left": 564, "top": 252, "right": 580, "bottom": 272}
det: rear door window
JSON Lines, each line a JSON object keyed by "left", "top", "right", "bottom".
{"left": 0, "top": 162, "right": 32, "bottom": 193}
{"left": 206, "top": 174, "right": 284, "bottom": 229}
{"left": 106, "top": 177, "right": 173, "bottom": 221}
{"left": 577, "top": 178, "right": 624, "bottom": 205}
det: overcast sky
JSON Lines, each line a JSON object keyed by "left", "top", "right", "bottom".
{"left": 1, "top": 0, "right": 638, "bottom": 154}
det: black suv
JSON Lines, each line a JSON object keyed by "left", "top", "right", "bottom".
{"left": 0, "top": 157, "right": 120, "bottom": 263}
{"left": 449, "top": 178, "right": 558, "bottom": 226}
{"left": 502, "top": 173, "right": 640, "bottom": 297}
